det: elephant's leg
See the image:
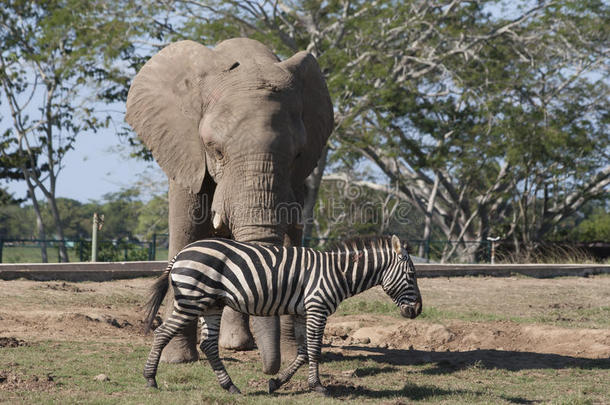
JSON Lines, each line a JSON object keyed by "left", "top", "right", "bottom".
{"left": 268, "top": 316, "right": 308, "bottom": 393}
{"left": 250, "top": 315, "right": 281, "bottom": 374}
{"left": 218, "top": 307, "right": 254, "bottom": 351}
{"left": 200, "top": 313, "right": 241, "bottom": 394}
{"left": 278, "top": 224, "right": 304, "bottom": 363}
{"left": 279, "top": 314, "right": 299, "bottom": 363}
{"left": 160, "top": 179, "right": 213, "bottom": 364}
{"left": 143, "top": 309, "right": 197, "bottom": 388}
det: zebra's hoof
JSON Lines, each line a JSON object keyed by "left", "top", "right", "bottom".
{"left": 309, "top": 383, "right": 329, "bottom": 396}
{"left": 268, "top": 378, "right": 280, "bottom": 394}
{"left": 227, "top": 384, "right": 242, "bottom": 395}
{"left": 146, "top": 378, "right": 158, "bottom": 388}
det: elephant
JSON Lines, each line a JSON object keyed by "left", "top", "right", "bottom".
{"left": 125, "top": 38, "right": 333, "bottom": 374}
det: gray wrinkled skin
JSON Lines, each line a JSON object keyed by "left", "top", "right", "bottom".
{"left": 126, "top": 38, "right": 333, "bottom": 373}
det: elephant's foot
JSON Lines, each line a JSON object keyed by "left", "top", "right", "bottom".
{"left": 279, "top": 315, "right": 298, "bottom": 363}
{"left": 268, "top": 377, "right": 281, "bottom": 394}
{"left": 218, "top": 307, "right": 254, "bottom": 350}
{"left": 251, "top": 315, "right": 281, "bottom": 375}
{"left": 146, "top": 377, "right": 157, "bottom": 388}
{"left": 309, "top": 382, "right": 329, "bottom": 396}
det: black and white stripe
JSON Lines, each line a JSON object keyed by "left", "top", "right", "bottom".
{"left": 142, "top": 234, "right": 422, "bottom": 395}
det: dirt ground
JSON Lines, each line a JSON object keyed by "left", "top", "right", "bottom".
{"left": 1, "top": 275, "right": 608, "bottom": 361}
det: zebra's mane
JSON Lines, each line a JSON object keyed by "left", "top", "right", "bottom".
{"left": 326, "top": 235, "right": 393, "bottom": 254}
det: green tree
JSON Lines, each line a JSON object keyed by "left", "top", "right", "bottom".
{"left": 112, "top": 1, "right": 608, "bottom": 261}
{"left": 0, "top": 203, "right": 35, "bottom": 240}
{"left": 97, "top": 189, "right": 143, "bottom": 241}
{"left": 0, "top": 0, "right": 148, "bottom": 261}
{"left": 324, "top": 0, "right": 609, "bottom": 260}
{"left": 572, "top": 208, "right": 610, "bottom": 242}
{"left": 39, "top": 198, "right": 98, "bottom": 240}
{"left": 136, "top": 194, "right": 169, "bottom": 240}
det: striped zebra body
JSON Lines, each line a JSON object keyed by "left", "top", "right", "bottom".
{"left": 143, "top": 235, "right": 422, "bottom": 395}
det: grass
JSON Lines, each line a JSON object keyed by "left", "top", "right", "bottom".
{"left": 2, "top": 276, "right": 609, "bottom": 404}
{"left": 335, "top": 289, "right": 610, "bottom": 329}
{"left": 1, "top": 246, "right": 81, "bottom": 264}
{"left": 1, "top": 340, "right": 608, "bottom": 404}
{"left": 0, "top": 245, "right": 167, "bottom": 263}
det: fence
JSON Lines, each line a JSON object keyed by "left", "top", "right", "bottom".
{"left": 304, "top": 237, "right": 494, "bottom": 263}
{"left": 304, "top": 237, "right": 610, "bottom": 264}
{"left": 0, "top": 234, "right": 169, "bottom": 264}
{"left": 1, "top": 234, "right": 607, "bottom": 264}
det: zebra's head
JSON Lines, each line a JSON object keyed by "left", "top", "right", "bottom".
{"left": 381, "top": 235, "right": 422, "bottom": 319}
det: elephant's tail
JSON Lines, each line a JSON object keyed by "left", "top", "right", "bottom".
{"left": 143, "top": 255, "right": 177, "bottom": 333}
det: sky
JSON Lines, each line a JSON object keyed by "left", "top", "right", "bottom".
{"left": 2, "top": 118, "right": 163, "bottom": 203}
{"left": 0, "top": 0, "right": 558, "bottom": 205}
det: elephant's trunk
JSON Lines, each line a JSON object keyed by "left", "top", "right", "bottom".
{"left": 232, "top": 223, "right": 284, "bottom": 245}
{"left": 222, "top": 155, "right": 297, "bottom": 246}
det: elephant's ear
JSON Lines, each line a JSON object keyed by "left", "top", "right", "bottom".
{"left": 279, "top": 52, "right": 334, "bottom": 179}
{"left": 126, "top": 40, "right": 216, "bottom": 193}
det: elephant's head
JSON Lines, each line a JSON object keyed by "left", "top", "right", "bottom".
{"left": 126, "top": 38, "right": 333, "bottom": 245}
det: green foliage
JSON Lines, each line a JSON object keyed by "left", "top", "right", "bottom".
{"left": 0, "top": 204, "right": 36, "bottom": 239}
{"left": 81, "top": 240, "right": 150, "bottom": 262}
{"left": 137, "top": 0, "right": 609, "bottom": 252}
{"left": 135, "top": 194, "right": 169, "bottom": 239}
{"left": 0, "top": 187, "right": 22, "bottom": 207}
{"left": 571, "top": 207, "right": 610, "bottom": 242}
{"left": 0, "top": 187, "right": 169, "bottom": 242}
{"left": 311, "top": 176, "right": 426, "bottom": 244}
{"left": 0, "top": 0, "right": 161, "bottom": 259}
{"left": 96, "top": 189, "right": 143, "bottom": 240}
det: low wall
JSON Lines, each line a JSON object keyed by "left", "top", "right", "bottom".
{"left": 0, "top": 261, "right": 163, "bottom": 282}
{"left": 1, "top": 261, "right": 609, "bottom": 281}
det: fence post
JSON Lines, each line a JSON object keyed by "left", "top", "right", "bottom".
{"left": 424, "top": 238, "right": 430, "bottom": 263}
{"left": 487, "top": 236, "right": 500, "bottom": 264}
{"left": 92, "top": 213, "right": 103, "bottom": 262}
{"left": 0, "top": 238, "right": 3, "bottom": 263}
{"left": 151, "top": 233, "right": 157, "bottom": 261}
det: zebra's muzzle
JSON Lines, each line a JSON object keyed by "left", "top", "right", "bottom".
{"left": 400, "top": 300, "right": 422, "bottom": 319}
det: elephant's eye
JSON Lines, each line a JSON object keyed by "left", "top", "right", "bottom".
{"left": 214, "top": 148, "right": 224, "bottom": 161}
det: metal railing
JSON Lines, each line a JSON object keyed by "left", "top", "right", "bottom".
{"left": 1, "top": 234, "right": 607, "bottom": 264}
{"left": 0, "top": 235, "right": 169, "bottom": 263}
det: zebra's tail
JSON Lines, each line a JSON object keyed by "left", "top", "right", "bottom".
{"left": 143, "top": 255, "right": 177, "bottom": 333}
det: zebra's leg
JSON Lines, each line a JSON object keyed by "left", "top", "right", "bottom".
{"left": 199, "top": 312, "right": 241, "bottom": 394}
{"left": 268, "top": 316, "right": 308, "bottom": 393}
{"left": 143, "top": 309, "right": 197, "bottom": 388}
{"left": 305, "top": 311, "right": 329, "bottom": 395}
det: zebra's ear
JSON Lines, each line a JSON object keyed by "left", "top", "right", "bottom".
{"left": 391, "top": 235, "right": 401, "bottom": 255}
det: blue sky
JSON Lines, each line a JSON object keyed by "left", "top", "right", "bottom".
{"left": 0, "top": 0, "right": 558, "bottom": 205}
{"left": 3, "top": 119, "right": 162, "bottom": 203}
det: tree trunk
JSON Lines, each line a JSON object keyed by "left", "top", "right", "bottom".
{"left": 419, "top": 173, "right": 440, "bottom": 259}
{"left": 47, "top": 195, "right": 69, "bottom": 262}
{"left": 160, "top": 178, "right": 216, "bottom": 364}
{"left": 26, "top": 182, "right": 48, "bottom": 263}
{"left": 302, "top": 145, "right": 329, "bottom": 246}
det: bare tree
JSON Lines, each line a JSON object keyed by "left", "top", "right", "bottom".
{"left": 140, "top": 1, "right": 608, "bottom": 261}
{"left": 0, "top": 2, "right": 143, "bottom": 261}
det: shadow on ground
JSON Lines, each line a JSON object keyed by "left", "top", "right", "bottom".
{"left": 324, "top": 344, "right": 610, "bottom": 374}
{"left": 246, "top": 345, "right": 606, "bottom": 402}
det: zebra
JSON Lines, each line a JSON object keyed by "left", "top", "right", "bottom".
{"left": 142, "top": 234, "right": 422, "bottom": 395}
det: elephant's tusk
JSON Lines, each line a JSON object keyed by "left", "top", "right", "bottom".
{"left": 213, "top": 212, "right": 223, "bottom": 230}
